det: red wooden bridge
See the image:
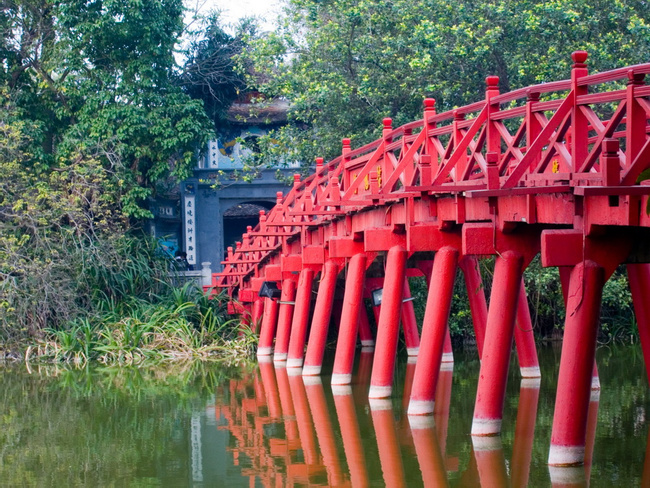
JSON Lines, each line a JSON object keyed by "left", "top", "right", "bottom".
{"left": 215, "top": 52, "right": 650, "bottom": 466}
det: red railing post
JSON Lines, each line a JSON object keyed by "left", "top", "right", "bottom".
{"left": 626, "top": 70, "right": 646, "bottom": 166}
{"left": 571, "top": 51, "right": 589, "bottom": 171}
{"left": 485, "top": 76, "right": 501, "bottom": 159}
{"left": 525, "top": 91, "right": 541, "bottom": 173}
{"left": 452, "top": 111, "right": 467, "bottom": 181}
{"left": 421, "top": 98, "right": 436, "bottom": 185}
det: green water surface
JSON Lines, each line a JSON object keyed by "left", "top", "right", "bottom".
{"left": 0, "top": 344, "right": 648, "bottom": 486}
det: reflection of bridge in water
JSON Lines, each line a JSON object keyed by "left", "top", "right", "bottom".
{"left": 215, "top": 51, "right": 650, "bottom": 467}
{"left": 213, "top": 356, "right": 609, "bottom": 486}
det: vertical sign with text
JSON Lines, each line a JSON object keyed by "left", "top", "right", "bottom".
{"left": 184, "top": 194, "right": 197, "bottom": 265}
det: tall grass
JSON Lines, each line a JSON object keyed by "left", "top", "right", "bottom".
{"left": 3, "top": 234, "right": 253, "bottom": 363}
{"left": 30, "top": 282, "right": 253, "bottom": 364}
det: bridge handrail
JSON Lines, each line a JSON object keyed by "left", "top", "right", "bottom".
{"left": 217, "top": 52, "right": 650, "bottom": 291}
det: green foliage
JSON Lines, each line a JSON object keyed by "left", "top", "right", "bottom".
{"left": 0, "top": 3, "right": 246, "bottom": 351}
{"left": 239, "top": 0, "right": 650, "bottom": 166}
{"left": 181, "top": 13, "right": 254, "bottom": 127}
{"left": 33, "top": 283, "right": 249, "bottom": 364}
{"left": 523, "top": 256, "right": 566, "bottom": 337}
{"left": 2, "top": 0, "right": 213, "bottom": 217}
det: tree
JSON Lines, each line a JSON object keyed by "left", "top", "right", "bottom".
{"left": 181, "top": 13, "right": 253, "bottom": 127}
{"left": 2, "top": 0, "right": 214, "bottom": 217}
{"left": 240, "top": 0, "right": 650, "bottom": 167}
{"left": 0, "top": 1, "right": 220, "bottom": 336}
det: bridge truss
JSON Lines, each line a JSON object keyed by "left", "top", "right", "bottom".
{"left": 215, "top": 52, "right": 650, "bottom": 466}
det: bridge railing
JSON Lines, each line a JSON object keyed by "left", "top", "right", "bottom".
{"left": 217, "top": 51, "right": 650, "bottom": 292}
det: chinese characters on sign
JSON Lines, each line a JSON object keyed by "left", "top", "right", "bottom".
{"left": 184, "top": 195, "right": 197, "bottom": 265}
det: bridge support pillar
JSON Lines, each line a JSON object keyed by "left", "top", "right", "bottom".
{"left": 287, "top": 268, "right": 315, "bottom": 368}
{"left": 369, "top": 246, "right": 407, "bottom": 398}
{"left": 627, "top": 263, "right": 650, "bottom": 386}
{"left": 273, "top": 278, "right": 297, "bottom": 362}
{"left": 251, "top": 298, "right": 264, "bottom": 334}
{"left": 548, "top": 260, "right": 604, "bottom": 466}
{"left": 514, "top": 279, "right": 541, "bottom": 378}
{"left": 303, "top": 261, "right": 339, "bottom": 376}
{"left": 358, "top": 305, "right": 375, "bottom": 347}
{"left": 257, "top": 297, "right": 280, "bottom": 357}
{"left": 471, "top": 250, "right": 523, "bottom": 436}
{"left": 408, "top": 246, "right": 458, "bottom": 415}
{"left": 560, "top": 267, "right": 600, "bottom": 389}
{"left": 401, "top": 278, "right": 420, "bottom": 356}
{"left": 332, "top": 253, "right": 368, "bottom": 385}
{"left": 459, "top": 256, "right": 488, "bottom": 358}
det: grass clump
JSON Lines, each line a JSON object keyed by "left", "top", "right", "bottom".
{"left": 3, "top": 234, "right": 253, "bottom": 364}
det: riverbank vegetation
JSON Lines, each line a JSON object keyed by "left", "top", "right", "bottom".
{"left": 0, "top": 1, "right": 254, "bottom": 361}
{"left": 2, "top": 0, "right": 647, "bottom": 360}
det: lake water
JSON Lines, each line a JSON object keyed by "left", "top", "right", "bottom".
{"left": 1, "top": 344, "right": 648, "bottom": 486}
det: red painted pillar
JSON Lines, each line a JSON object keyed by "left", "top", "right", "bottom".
{"left": 287, "top": 268, "right": 315, "bottom": 368}
{"left": 402, "top": 357, "right": 417, "bottom": 413}
{"left": 353, "top": 348, "right": 374, "bottom": 399}
{"left": 302, "top": 261, "right": 339, "bottom": 376}
{"left": 401, "top": 279, "right": 420, "bottom": 356}
{"left": 560, "top": 266, "right": 600, "bottom": 390}
{"left": 408, "top": 246, "right": 458, "bottom": 415}
{"left": 358, "top": 305, "right": 375, "bottom": 347}
{"left": 460, "top": 256, "right": 488, "bottom": 358}
{"left": 442, "top": 329, "right": 454, "bottom": 363}
{"left": 332, "top": 253, "right": 368, "bottom": 385}
{"left": 332, "top": 384, "right": 369, "bottom": 487}
{"left": 549, "top": 260, "right": 604, "bottom": 466}
{"left": 257, "top": 297, "right": 280, "bottom": 357}
{"left": 511, "top": 379, "right": 541, "bottom": 488}
{"left": 627, "top": 263, "right": 650, "bottom": 385}
{"left": 273, "top": 279, "right": 297, "bottom": 362}
{"left": 514, "top": 278, "right": 541, "bottom": 378}
{"left": 471, "top": 250, "right": 523, "bottom": 435}
{"left": 251, "top": 298, "right": 264, "bottom": 334}
{"left": 369, "top": 246, "right": 407, "bottom": 398}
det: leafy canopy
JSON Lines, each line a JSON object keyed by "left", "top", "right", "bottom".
{"left": 240, "top": 0, "right": 650, "bottom": 166}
